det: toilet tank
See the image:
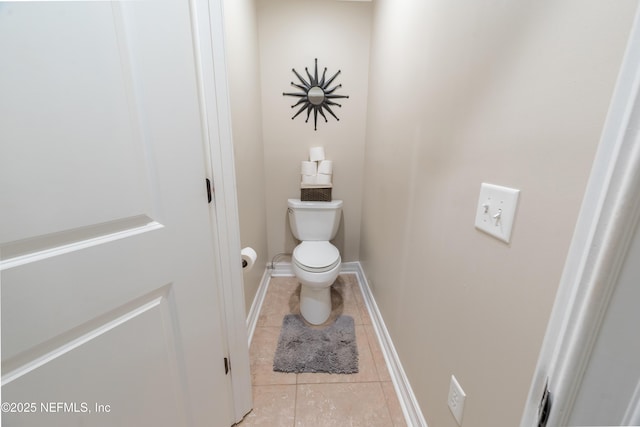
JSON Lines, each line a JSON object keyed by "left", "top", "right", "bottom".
{"left": 287, "top": 199, "right": 343, "bottom": 241}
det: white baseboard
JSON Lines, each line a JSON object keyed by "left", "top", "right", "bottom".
{"left": 269, "top": 261, "right": 294, "bottom": 277}
{"left": 246, "top": 265, "right": 271, "bottom": 345}
{"left": 246, "top": 260, "right": 427, "bottom": 426}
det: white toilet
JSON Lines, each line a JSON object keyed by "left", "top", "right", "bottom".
{"left": 287, "top": 198, "right": 343, "bottom": 325}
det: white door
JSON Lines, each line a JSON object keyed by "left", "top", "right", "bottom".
{"left": 0, "top": 1, "right": 234, "bottom": 426}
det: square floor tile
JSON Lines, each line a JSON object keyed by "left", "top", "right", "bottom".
{"left": 295, "top": 383, "right": 393, "bottom": 427}
{"left": 257, "top": 277, "right": 299, "bottom": 327}
{"left": 236, "top": 384, "right": 296, "bottom": 426}
{"left": 250, "top": 326, "right": 296, "bottom": 385}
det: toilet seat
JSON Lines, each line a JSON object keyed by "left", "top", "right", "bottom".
{"left": 293, "top": 241, "right": 340, "bottom": 273}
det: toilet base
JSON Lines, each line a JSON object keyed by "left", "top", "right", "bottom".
{"left": 300, "top": 285, "right": 331, "bottom": 325}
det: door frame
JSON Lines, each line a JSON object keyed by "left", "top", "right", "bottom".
{"left": 191, "top": 0, "right": 252, "bottom": 422}
{"left": 520, "top": 5, "right": 640, "bottom": 426}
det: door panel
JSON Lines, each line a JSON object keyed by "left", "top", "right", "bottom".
{"left": 0, "top": 1, "right": 232, "bottom": 426}
{"left": 0, "top": 2, "right": 152, "bottom": 245}
{"left": 4, "top": 293, "right": 187, "bottom": 427}
{"left": 2, "top": 231, "right": 171, "bottom": 362}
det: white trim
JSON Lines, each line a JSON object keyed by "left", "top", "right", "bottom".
{"left": 339, "top": 261, "right": 361, "bottom": 274}
{"left": 270, "top": 261, "right": 295, "bottom": 277}
{"left": 2, "top": 294, "right": 164, "bottom": 386}
{"left": 248, "top": 261, "right": 427, "bottom": 426}
{"left": 246, "top": 266, "right": 271, "bottom": 345}
{"left": 191, "top": 0, "right": 252, "bottom": 422}
{"left": 0, "top": 220, "right": 163, "bottom": 271}
{"left": 521, "top": 6, "right": 640, "bottom": 426}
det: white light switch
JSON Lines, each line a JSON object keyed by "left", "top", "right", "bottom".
{"left": 474, "top": 183, "right": 520, "bottom": 243}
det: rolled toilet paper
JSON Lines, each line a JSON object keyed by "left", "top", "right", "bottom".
{"left": 309, "top": 146, "right": 325, "bottom": 162}
{"left": 241, "top": 247, "right": 257, "bottom": 271}
{"left": 301, "top": 174, "right": 317, "bottom": 185}
{"left": 315, "top": 173, "right": 332, "bottom": 185}
{"left": 317, "top": 160, "right": 333, "bottom": 175}
{"left": 301, "top": 161, "right": 317, "bottom": 176}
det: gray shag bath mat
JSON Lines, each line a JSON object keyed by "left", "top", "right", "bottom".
{"left": 273, "top": 314, "right": 359, "bottom": 374}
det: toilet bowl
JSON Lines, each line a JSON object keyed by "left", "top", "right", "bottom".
{"left": 292, "top": 241, "right": 341, "bottom": 325}
{"left": 287, "top": 199, "right": 343, "bottom": 325}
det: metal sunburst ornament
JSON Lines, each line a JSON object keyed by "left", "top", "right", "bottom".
{"left": 282, "top": 58, "right": 349, "bottom": 131}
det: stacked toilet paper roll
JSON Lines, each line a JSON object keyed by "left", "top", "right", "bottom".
{"left": 300, "top": 147, "right": 333, "bottom": 187}
{"left": 300, "top": 147, "right": 333, "bottom": 201}
{"left": 309, "top": 146, "right": 325, "bottom": 161}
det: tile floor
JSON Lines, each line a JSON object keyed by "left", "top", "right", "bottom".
{"left": 236, "top": 274, "right": 407, "bottom": 427}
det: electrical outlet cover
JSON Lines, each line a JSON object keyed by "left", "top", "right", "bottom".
{"left": 448, "top": 375, "right": 466, "bottom": 426}
{"left": 474, "top": 183, "right": 520, "bottom": 243}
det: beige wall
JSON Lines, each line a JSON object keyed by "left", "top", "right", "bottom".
{"left": 360, "top": 1, "right": 637, "bottom": 426}
{"left": 223, "top": 0, "right": 269, "bottom": 312}
{"left": 226, "top": 0, "right": 637, "bottom": 424}
{"left": 256, "top": 0, "right": 372, "bottom": 262}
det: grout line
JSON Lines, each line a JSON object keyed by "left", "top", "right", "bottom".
{"left": 364, "top": 325, "right": 384, "bottom": 382}
{"left": 378, "top": 381, "right": 397, "bottom": 427}
{"left": 293, "top": 380, "right": 298, "bottom": 427}
{"left": 351, "top": 275, "right": 385, "bottom": 382}
{"left": 294, "top": 379, "right": 386, "bottom": 385}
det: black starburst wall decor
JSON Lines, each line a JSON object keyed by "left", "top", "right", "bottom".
{"left": 282, "top": 58, "right": 349, "bottom": 131}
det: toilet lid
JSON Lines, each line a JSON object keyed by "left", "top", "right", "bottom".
{"left": 293, "top": 241, "right": 340, "bottom": 271}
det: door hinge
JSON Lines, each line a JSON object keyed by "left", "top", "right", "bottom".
{"left": 224, "top": 357, "right": 230, "bottom": 375}
{"left": 538, "top": 379, "right": 551, "bottom": 427}
{"left": 206, "top": 178, "right": 213, "bottom": 204}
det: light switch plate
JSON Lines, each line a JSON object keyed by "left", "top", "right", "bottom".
{"left": 475, "top": 183, "right": 520, "bottom": 243}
